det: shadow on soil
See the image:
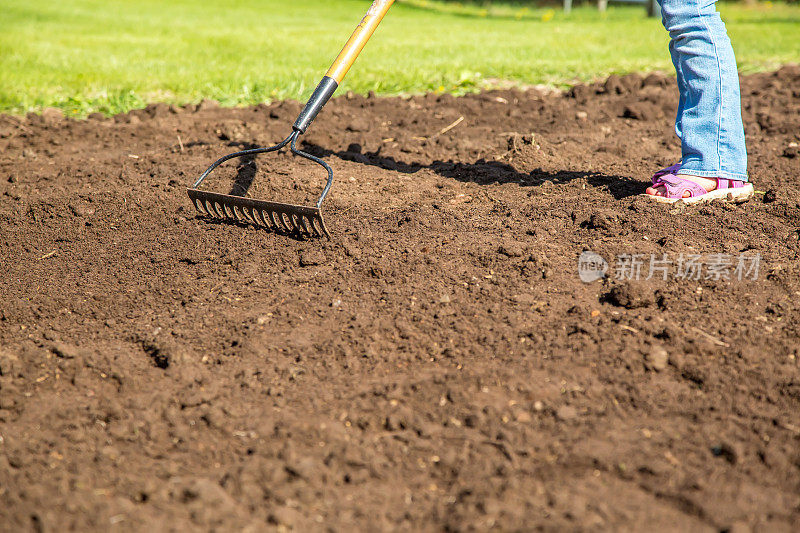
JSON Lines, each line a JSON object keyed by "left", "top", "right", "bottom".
{"left": 301, "top": 141, "right": 643, "bottom": 200}
{"left": 222, "top": 142, "right": 260, "bottom": 197}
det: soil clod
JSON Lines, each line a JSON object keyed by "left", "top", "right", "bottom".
{"left": 644, "top": 346, "right": 669, "bottom": 372}
{"left": 604, "top": 282, "right": 655, "bottom": 309}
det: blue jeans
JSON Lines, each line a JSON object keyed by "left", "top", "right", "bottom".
{"left": 659, "top": 0, "right": 748, "bottom": 181}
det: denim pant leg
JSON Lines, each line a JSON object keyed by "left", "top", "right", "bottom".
{"left": 668, "top": 38, "right": 685, "bottom": 140}
{"left": 658, "top": 0, "right": 748, "bottom": 181}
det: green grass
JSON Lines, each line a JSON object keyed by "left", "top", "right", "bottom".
{"left": 1, "top": 0, "right": 798, "bottom": 116}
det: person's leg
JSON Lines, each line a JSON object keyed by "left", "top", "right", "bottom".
{"left": 669, "top": 37, "right": 686, "bottom": 141}
{"left": 647, "top": 0, "right": 748, "bottom": 198}
{"left": 648, "top": 37, "right": 684, "bottom": 178}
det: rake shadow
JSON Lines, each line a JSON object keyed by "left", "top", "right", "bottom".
{"left": 225, "top": 142, "right": 260, "bottom": 197}
{"left": 300, "top": 141, "right": 644, "bottom": 200}
{"left": 193, "top": 214, "right": 313, "bottom": 242}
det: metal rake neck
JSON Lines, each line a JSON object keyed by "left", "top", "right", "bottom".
{"left": 192, "top": 129, "right": 333, "bottom": 209}
{"left": 290, "top": 130, "right": 334, "bottom": 209}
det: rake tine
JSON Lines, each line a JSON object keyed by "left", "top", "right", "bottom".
{"left": 299, "top": 216, "right": 310, "bottom": 236}
{"left": 297, "top": 216, "right": 311, "bottom": 236}
{"left": 242, "top": 206, "right": 253, "bottom": 224}
{"left": 238, "top": 205, "right": 250, "bottom": 224}
{"left": 287, "top": 213, "right": 299, "bottom": 234}
{"left": 308, "top": 217, "right": 319, "bottom": 237}
{"left": 290, "top": 214, "right": 302, "bottom": 234}
{"left": 279, "top": 212, "right": 293, "bottom": 233}
{"left": 265, "top": 209, "right": 279, "bottom": 230}
{"left": 290, "top": 214, "right": 302, "bottom": 233}
{"left": 252, "top": 208, "right": 265, "bottom": 227}
{"left": 311, "top": 217, "right": 324, "bottom": 238}
{"left": 253, "top": 208, "right": 268, "bottom": 229}
{"left": 254, "top": 208, "right": 270, "bottom": 229}
{"left": 236, "top": 205, "right": 249, "bottom": 224}
{"left": 302, "top": 216, "right": 314, "bottom": 237}
{"left": 267, "top": 211, "right": 279, "bottom": 232}
{"left": 284, "top": 213, "right": 295, "bottom": 233}
{"left": 256, "top": 208, "right": 270, "bottom": 230}
{"left": 272, "top": 211, "right": 284, "bottom": 232}
{"left": 243, "top": 206, "right": 258, "bottom": 226}
{"left": 269, "top": 210, "right": 284, "bottom": 232}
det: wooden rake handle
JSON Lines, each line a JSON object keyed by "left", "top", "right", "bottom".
{"left": 293, "top": 0, "right": 395, "bottom": 133}
{"left": 326, "top": 0, "right": 395, "bottom": 84}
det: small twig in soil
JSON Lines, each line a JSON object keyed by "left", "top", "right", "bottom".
{"left": 38, "top": 250, "right": 57, "bottom": 260}
{"left": 177, "top": 135, "right": 184, "bottom": 152}
{"left": 779, "top": 421, "right": 800, "bottom": 435}
{"left": 691, "top": 326, "right": 729, "bottom": 347}
{"left": 483, "top": 191, "right": 500, "bottom": 203}
{"left": 482, "top": 440, "right": 515, "bottom": 463}
{"left": 435, "top": 116, "right": 464, "bottom": 137}
{"left": 619, "top": 324, "right": 639, "bottom": 334}
{"left": 664, "top": 451, "right": 681, "bottom": 466}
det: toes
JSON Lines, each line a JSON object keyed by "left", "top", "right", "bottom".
{"left": 645, "top": 186, "right": 665, "bottom": 197}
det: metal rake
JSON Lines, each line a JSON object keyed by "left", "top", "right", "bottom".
{"left": 187, "top": 0, "right": 396, "bottom": 238}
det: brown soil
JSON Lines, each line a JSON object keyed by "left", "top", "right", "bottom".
{"left": 1, "top": 66, "right": 799, "bottom": 532}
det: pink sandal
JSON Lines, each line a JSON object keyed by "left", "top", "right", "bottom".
{"left": 645, "top": 173, "right": 754, "bottom": 204}
{"left": 653, "top": 163, "right": 682, "bottom": 181}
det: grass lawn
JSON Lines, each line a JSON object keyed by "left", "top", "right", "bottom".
{"left": 1, "top": 0, "right": 798, "bottom": 116}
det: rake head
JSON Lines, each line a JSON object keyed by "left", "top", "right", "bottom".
{"left": 187, "top": 189, "right": 330, "bottom": 238}
{"left": 187, "top": 129, "right": 333, "bottom": 238}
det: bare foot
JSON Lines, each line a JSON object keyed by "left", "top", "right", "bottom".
{"left": 646, "top": 175, "right": 717, "bottom": 198}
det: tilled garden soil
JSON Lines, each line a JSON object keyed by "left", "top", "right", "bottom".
{"left": 1, "top": 66, "right": 800, "bottom": 531}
